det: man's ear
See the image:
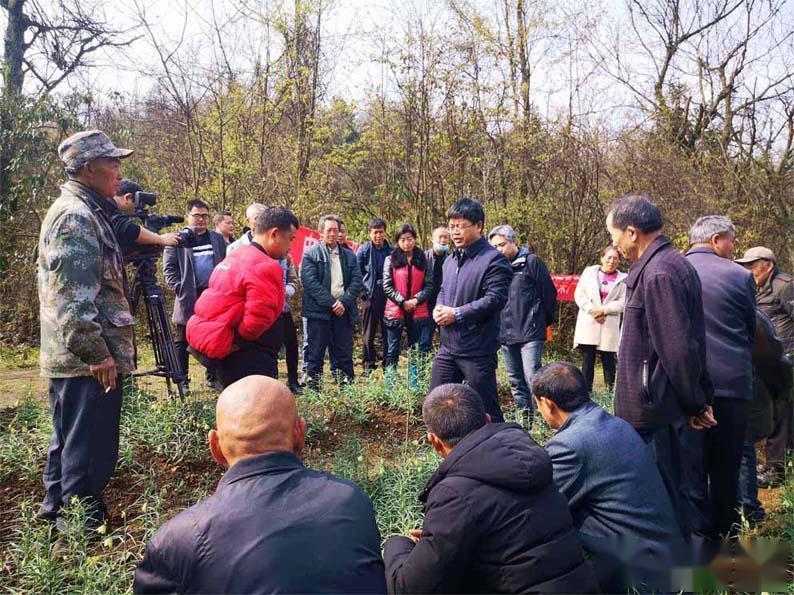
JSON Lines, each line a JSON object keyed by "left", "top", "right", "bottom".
{"left": 485, "top": 413, "right": 492, "bottom": 425}
{"left": 124, "top": 192, "right": 135, "bottom": 203}
{"left": 208, "top": 429, "right": 228, "bottom": 467}
{"left": 427, "top": 432, "right": 446, "bottom": 457}
{"left": 293, "top": 417, "right": 307, "bottom": 455}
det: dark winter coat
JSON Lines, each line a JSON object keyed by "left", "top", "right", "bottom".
{"left": 499, "top": 247, "right": 557, "bottom": 345}
{"left": 133, "top": 451, "right": 386, "bottom": 594}
{"left": 300, "top": 241, "right": 362, "bottom": 321}
{"left": 383, "top": 423, "right": 597, "bottom": 594}
{"left": 424, "top": 248, "right": 447, "bottom": 311}
{"left": 757, "top": 268, "right": 794, "bottom": 353}
{"left": 685, "top": 247, "right": 756, "bottom": 399}
{"left": 616, "top": 236, "right": 713, "bottom": 431}
{"left": 436, "top": 237, "right": 513, "bottom": 357}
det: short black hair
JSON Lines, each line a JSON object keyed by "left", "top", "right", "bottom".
{"left": 422, "top": 384, "right": 486, "bottom": 447}
{"left": 367, "top": 218, "right": 387, "bottom": 232}
{"left": 186, "top": 199, "right": 210, "bottom": 213}
{"left": 530, "top": 362, "right": 590, "bottom": 412}
{"left": 607, "top": 194, "right": 663, "bottom": 233}
{"left": 446, "top": 198, "right": 485, "bottom": 225}
{"left": 393, "top": 223, "right": 417, "bottom": 244}
{"left": 117, "top": 178, "right": 142, "bottom": 197}
{"left": 255, "top": 207, "right": 300, "bottom": 234}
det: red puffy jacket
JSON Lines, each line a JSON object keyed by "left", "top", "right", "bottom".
{"left": 186, "top": 244, "right": 285, "bottom": 359}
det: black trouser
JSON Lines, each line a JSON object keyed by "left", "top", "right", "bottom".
{"left": 361, "top": 285, "right": 387, "bottom": 371}
{"left": 765, "top": 396, "right": 793, "bottom": 470}
{"left": 305, "top": 315, "right": 355, "bottom": 388}
{"left": 175, "top": 323, "right": 217, "bottom": 384}
{"left": 430, "top": 348, "right": 504, "bottom": 422}
{"left": 42, "top": 376, "right": 123, "bottom": 523}
{"left": 578, "top": 344, "right": 616, "bottom": 391}
{"left": 219, "top": 347, "right": 279, "bottom": 387}
{"left": 682, "top": 398, "right": 749, "bottom": 540}
{"left": 639, "top": 418, "right": 691, "bottom": 549}
{"left": 281, "top": 311, "right": 300, "bottom": 385}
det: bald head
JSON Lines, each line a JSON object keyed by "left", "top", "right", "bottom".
{"left": 209, "top": 376, "right": 306, "bottom": 468}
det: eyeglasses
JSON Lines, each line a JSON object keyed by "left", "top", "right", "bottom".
{"left": 447, "top": 223, "right": 474, "bottom": 232}
{"left": 189, "top": 213, "right": 210, "bottom": 220}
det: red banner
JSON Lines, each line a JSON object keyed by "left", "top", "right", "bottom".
{"left": 289, "top": 227, "right": 579, "bottom": 302}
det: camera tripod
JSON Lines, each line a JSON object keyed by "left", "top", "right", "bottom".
{"left": 127, "top": 255, "right": 188, "bottom": 398}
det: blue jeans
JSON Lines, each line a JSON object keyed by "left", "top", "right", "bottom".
{"left": 501, "top": 340, "right": 544, "bottom": 412}
{"left": 385, "top": 317, "right": 433, "bottom": 367}
{"left": 738, "top": 441, "right": 764, "bottom": 521}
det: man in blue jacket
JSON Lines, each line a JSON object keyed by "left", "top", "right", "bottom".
{"left": 534, "top": 362, "right": 682, "bottom": 592}
{"left": 357, "top": 218, "right": 391, "bottom": 373}
{"left": 489, "top": 224, "right": 557, "bottom": 424}
{"left": 685, "top": 216, "right": 756, "bottom": 546}
{"left": 300, "top": 215, "right": 363, "bottom": 389}
{"left": 430, "top": 198, "right": 512, "bottom": 421}
{"left": 134, "top": 376, "right": 386, "bottom": 594}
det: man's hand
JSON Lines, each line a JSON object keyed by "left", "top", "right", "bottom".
{"left": 408, "top": 529, "right": 423, "bottom": 543}
{"left": 90, "top": 357, "right": 117, "bottom": 391}
{"left": 403, "top": 298, "right": 418, "bottom": 313}
{"left": 332, "top": 300, "right": 345, "bottom": 317}
{"left": 688, "top": 404, "right": 717, "bottom": 430}
{"left": 159, "top": 233, "right": 180, "bottom": 247}
{"left": 433, "top": 305, "right": 457, "bottom": 327}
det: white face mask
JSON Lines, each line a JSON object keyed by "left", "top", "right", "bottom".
{"left": 433, "top": 243, "right": 449, "bottom": 254}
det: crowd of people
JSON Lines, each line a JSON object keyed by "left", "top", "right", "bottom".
{"left": 35, "top": 129, "right": 793, "bottom": 593}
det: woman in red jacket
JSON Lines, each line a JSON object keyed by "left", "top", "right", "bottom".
{"left": 383, "top": 223, "right": 434, "bottom": 388}
{"left": 187, "top": 208, "right": 299, "bottom": 387}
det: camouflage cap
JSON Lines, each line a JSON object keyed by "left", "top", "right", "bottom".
{"left": 58, "top": 130, "right": 133, "bottom": 172}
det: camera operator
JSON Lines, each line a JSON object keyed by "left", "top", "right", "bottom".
{"left": 163, "top": 199, "right": 226, "bottom": 391}
{"left": 111, "top": 179, "right": 180, "bottom": 252}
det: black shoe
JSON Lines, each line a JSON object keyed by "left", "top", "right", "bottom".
{"left": 36, "top": 503, "right": 58, "bottom": 524}
{"left": 207, "top": 379, "right": 225, "bottom": 393}
{"left": 288, "top": 383, "right": 303, "bottom": 396}
{"left": 757, "top": 467, "right": 784, "bottom": 489}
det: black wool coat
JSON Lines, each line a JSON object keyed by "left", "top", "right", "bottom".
{"left": 383, "top": 423, "right": 597, "bottom": 594}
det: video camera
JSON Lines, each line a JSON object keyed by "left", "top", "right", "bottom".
{"left": 130, "top": 191, "right": 195, "bottom": 245}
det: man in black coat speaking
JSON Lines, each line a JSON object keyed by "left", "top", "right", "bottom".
{"left": 133, "top": 376, "right": 386, "bottom": 594}
{"left": 383, "top": 383, "right": 597, "bottom": 594}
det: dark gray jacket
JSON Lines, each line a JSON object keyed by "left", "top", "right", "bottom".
{"left": 757, "top": 268, "right": 794, "bottom": 353}
{"left": 300, "top": 242, "right": 362, "bottom": 321}
{"left": 133, "top": 451, "right": 386, "bottom": 594}
{"left": 546, "top": 400, "right": 682, "bottom": 583}
{"left": 499, "top": 247, "right": 557, "bottom": 345}
{"left": 163, "top": 230, "right": 226, "bottom": 325}
{"left": 616, "top": 236, "right": 713, "bottom": 431}
{"left": 685, "top": 247, "right": 756, "bottom": 399}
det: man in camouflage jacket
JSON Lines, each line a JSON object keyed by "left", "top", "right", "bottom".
{"left": 37, "top": 130, "right": 135, "bottom": 530}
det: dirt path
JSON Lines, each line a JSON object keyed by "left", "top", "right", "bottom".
{"left": 0, "top": 367, "right": 46, "bottom": 409}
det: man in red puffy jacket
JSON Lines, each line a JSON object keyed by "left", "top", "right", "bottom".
{"left": 187, "top": 207, "right": 299, "bottom": 387}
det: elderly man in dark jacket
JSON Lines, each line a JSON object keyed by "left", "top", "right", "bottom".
{"left": 737, "top": 246, "right": 793, "bottom": 488}
{"left": 684, "top": 216, "right": 756, "bottom": 545}
{"left": 383, "top": 383, "right": 597, "bottom": 594}
{"left": 134, "top": 376, "right": 386, "bottom": 594}
{"left": 430, "top": 199, "right": 513, "bottom": 422}
{"left": 533, "top": 362, "right": 682, "bottom": 592}
{"left": 606, "top": 195, "right": 714, "bottom": 542}
{"left": 301, "top": 215, "right": 363, "bottom": 389}
{"left": 489, "top": 224, "right": 557, "bottom": 424}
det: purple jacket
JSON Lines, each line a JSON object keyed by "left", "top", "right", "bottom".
{"left": 615, "top": 236, "right": 713, "bottom": 431}
{"left": 436, "top": 236, "right": 513, "bottom": 357}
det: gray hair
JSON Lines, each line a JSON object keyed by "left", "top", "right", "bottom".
{"left": 318, "top": 214, "right": 341, "bottom": 233}
{"left": 689, "top": 215, "right": 735, "bottom": 245}
{"left": 488, "top": 224, "right": 517, "bottom": 242}
{"left": 246, "top": 203, "right": 268, "bottom": 220}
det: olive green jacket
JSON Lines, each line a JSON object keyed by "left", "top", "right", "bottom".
{"left": 38, "top": 180, "right": 135, "bottom": 377}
